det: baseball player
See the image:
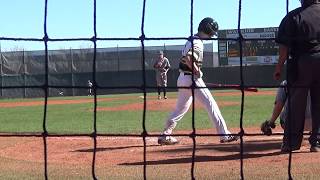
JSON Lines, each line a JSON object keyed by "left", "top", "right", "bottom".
{"left": 88, "top": 80, "right": 93, "bottom": 96}
{"left": 153, "top": 51, "right": 170, "bottom": 100}
{"left": 261, "top": 81, "right": 320, "bottom": 148}
{"left": 158, "top": 17, "right": 239, "bottom": 145}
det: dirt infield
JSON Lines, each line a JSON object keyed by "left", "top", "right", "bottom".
{"left": 0, "top": 90, "right": 275, "bottom": 109}
{"left": 0, "top": 128, "right": 319, "bottom": 179}
{"left": 1, "top": 90, "right": 320, "bottom": 179}
{"left": 0, "top": 128, "right": 312, "bottom": 166}
{"left": 96, "top": 99, "right": 240, "bottom": 111}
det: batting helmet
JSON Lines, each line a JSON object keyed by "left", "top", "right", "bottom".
{"left": 198, "top": 17, "right": 219, "bottom": 36}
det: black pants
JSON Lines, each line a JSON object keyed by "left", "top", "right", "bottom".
{"left": 285, "top": 54, "right": 320, "bottom": 148}
{"left": 157, "top": 86, "right": 166, "bottom": 97}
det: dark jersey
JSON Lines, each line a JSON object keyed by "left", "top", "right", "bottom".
{"left": 276, "top": 3, "right": 320, "bottom": 58}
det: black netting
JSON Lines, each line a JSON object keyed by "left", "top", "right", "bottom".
{"left": 1, "top": 0, "right": 315, "bottom": 180}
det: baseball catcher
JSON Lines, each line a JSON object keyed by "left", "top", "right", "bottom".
{"left": 260, "top": 80, "right": 317, "bottom": 136}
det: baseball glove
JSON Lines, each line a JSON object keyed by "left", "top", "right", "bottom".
{"left": 154, "top": 62, "right": 161, "bottom": 68}
{"left": 260, "top": 120, "right": 276, "bottom": 136}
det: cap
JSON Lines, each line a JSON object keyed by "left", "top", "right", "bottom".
{"left": 158, "top": 50, "right": 164, "bottom": 55}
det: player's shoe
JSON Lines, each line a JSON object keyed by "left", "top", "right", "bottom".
{"left": 158, "top": 135, "right": 179, "bottom": 145}
{"left": 280, "top": 143, "right": 300, "bottom": 153}
{"left": 310, "top": 145, "right": 320, "bottom": 152}
{"left": 310, "top": 140, "right": 320, "bottom": 152}
{"left": 158, "top": 95, "right": 161, "bottom": 100}
{"left": 220, "top": 135, "right": 239, "bottom": 143}
{"left": 164, "top": 96, "right": 168, "bottom": 99}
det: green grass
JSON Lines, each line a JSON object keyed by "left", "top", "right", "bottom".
{"left": 0, "top": 90, "right": 275, "bottom": 134}
{"left": 6, "top": 89, "right": 320, "bottom": 180}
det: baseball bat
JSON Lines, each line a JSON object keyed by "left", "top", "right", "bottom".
{"left": 205, "top": 83, "right": 258, "bottom": 92}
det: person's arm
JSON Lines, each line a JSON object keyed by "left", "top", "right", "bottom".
{"left": 164, "top": 58, "right": 170, "bottom": 73}
{"left": 261, "top": 86, "right": 286, "bottom": 135}
{"left": 274, "top": 44, "right": 288, "bottom": 80}
{"left": 181, "top": 54, "right": 201, "bottom": 77}
{"left": 269, "top": 100, "right": 285, "bottom": 124}
{"left": 167, "top": 58, "right": 171, "bottom": 69}
{"left": 153, "top": 61, "right": 158, "bottom": 68}
{"left": 269, "top": 83, "right": 287, "bottom": 124}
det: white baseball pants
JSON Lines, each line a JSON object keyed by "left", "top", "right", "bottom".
{"left": 162, "top": 72, "right": 232, "bottom": 139}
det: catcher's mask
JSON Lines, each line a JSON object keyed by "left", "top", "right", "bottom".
{"left": 198, "top": 17, "right": 218, "bottom": 37}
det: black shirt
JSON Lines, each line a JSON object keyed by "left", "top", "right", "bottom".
{"left": 276, "top": 3, "right": 320, "bottom": 58}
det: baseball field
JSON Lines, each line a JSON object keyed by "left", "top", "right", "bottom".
{"left": 0, "top": 89, "right": 319, "bottom": 179}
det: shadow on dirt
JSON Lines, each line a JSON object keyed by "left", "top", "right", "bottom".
{"left": 73, "top": 144, "right": 159, "bottom": 152}
{"left": 119, "top": 151, "right": 284, "bottom": 166}
{"left": 118, "top": 139, "right": 286, "bottom": 166}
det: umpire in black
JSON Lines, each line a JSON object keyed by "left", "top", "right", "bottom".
{"left": 274, "top": 0, "right": 320, "bottom": 152}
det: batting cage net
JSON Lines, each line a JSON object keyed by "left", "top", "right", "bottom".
{"left": 0, "top": 0, "right": 319, "bottom": 179}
